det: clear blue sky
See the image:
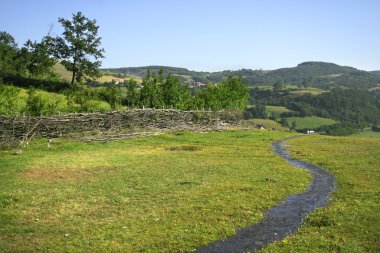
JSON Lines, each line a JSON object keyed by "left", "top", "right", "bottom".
{"left": 1, "top": 0, "right": 379, "bottom": 71}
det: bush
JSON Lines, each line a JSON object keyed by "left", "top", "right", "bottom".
{"left": 0, "top": 83, "right": 24, "bottom": 115}
{"left": 26, "top": 89, "right": 68, "bottom": 115}
{"left": 83, "top": 100, "right": 111, "bottom": 112}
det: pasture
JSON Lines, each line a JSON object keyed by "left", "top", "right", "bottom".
{"left": 0, "top": 130, "right": 309, "bottom": 252}
{"left": 286, "top": 116, "right": 337, "bottom": 130}
{"left": 1, "top": 131, "right": 378, "bottom": 252}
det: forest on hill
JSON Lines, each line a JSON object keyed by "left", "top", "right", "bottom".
{"left": 103, "top": 61, "right": 380, "bottom": 89}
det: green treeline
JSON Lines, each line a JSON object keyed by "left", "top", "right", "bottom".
{"left": 103, "top": 61, "right": 380, "bottom": 89}
{"left": 0, "top": 12, "right": 249, "bottom": 116}
{"left": 0, "top": 72, "right": 249, "bottom": 116}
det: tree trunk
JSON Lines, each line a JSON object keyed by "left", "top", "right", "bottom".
{"left": 71, "top": 70, "right": 76, "bottom": 86}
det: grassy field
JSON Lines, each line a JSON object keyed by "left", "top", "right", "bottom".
{"left": 0, "top": 130, "right": 312, "bottom": 252}
{"left": 266, "top": 105, "right": 293, "bottom": 115}
{"left": 240, "top": 119, "right": 290, "bottom": 132}
{"left": 289, "top": 87, "right": 326, "bottom": 96}
{"left": 53, "top": 62, "right": 73, "bottom": 82}
{"left": 96, "top": 75, "right": 142, "bottom": 83}
{"left": 353, "top": 130, "right": 380, "bottom": 137}
{"left": 53, "top": 62, "right": 142, "bottom": 83}
{"left": 286, "top": 116, "right": 337, "bottom": 130}
{"left": 262, "top": 135, "right": 380, "bottom": 252}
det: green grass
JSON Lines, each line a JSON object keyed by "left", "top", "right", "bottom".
{"left": 289, "top": 87, "right": 326, "bottom": 96}
{"left": 240, "top": 119, "right": 290, "bottom": 132}
{"left": 353, "top": 130, "right": 380, "bottom": 137}
{"left": 266, "top": 105, "right": 293, "bottom": 114}
{"left": 0, "top": 130, "right": 311, "bottom": 252}
{"left": 53, "top": 62, "right": 73, "bottom": 82}
{"left": 286, "top": 116, "right": 337, "bottom": 130}
{"left": 262, "top": 135, "right": 380, "bottom": 252}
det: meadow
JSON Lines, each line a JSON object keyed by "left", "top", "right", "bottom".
{"left": 1, "top": 130, "right": 378, "bottom": 252}
{"left": 0, "top": 130, "right": 310, "bottom": 252}
{"left": 286, "top": 116, "right": 337, "bottom": 130}
{"left": 263, "top": 135, "right": 380, "bottom": 252}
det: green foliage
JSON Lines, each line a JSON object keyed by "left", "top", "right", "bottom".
{"left": 64, "top": 85, "right": 111, "bottom": 112}
{"left": 21, "top": 37, "right": 56, "bottom": 78}
{"left": 139, "top": 69, "right": 164, "bottom": 108}
{"left": 273, "top": 79, "right": 284, "bottom": 91}
{"left": 0, "top": 83, "right": 22, "bottom": 115}
{"left": 244, "top": 102, "right": 267, "bottom": 119}
{"left": 0, "top": 31, "right": 19, "bottom": 76}
{"left": 97, "top": 86, "right": 122, "bottom": 110}
{"left": 195, "top": 76, "right": 249, "bottom": 110}
{"left": 162, "top": 74, "right": 192, "bottom": 110}
{"left": 51, "top": 12, "right": 104, "bottom": 85}
{"left": 102, "top": 62, "right": 380, "bottom": 89}
{"left": 126, "top": 79, "right": 139, "bottom": 108}
{"left": 26, "top": 88, "right": 68, "bottom": 116}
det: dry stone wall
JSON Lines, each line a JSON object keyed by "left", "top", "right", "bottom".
{"left": 0, "top": 109, "right": 241, "bottom": 142}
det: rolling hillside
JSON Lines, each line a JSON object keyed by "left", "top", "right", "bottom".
{"left": 102, "top": 62, "right": 380, "bottom": 89}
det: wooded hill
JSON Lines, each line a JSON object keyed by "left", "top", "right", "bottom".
{"left": 103, "top": 62, "right": 380, "bottom": 89}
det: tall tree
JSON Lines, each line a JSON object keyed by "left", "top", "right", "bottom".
{"left": 52, "top": 12, "right": 104, "bottom": 85}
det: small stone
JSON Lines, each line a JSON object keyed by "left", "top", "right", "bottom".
{"left": 64, "top": 233, "right": 69, "bottom": 237}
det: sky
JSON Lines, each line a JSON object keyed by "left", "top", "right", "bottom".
{"left": 1, "top": 0, "right": 379, "bottom": 71}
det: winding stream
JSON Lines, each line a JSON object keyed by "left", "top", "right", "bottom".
{"left": 195, "top": 137, "right": 336, "bottom": 253}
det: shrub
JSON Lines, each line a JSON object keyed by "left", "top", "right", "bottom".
{"left": 83, "top": 100, "right": 111, "bottom": 112}
{"left": 26, "top": 89, "right": 68, "bottom": 116}
{"left": 0, "top": 83, "right": 23, "bottom": 115}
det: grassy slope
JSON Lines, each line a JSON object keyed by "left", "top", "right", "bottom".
{"left": 262, "top": 135, "right": 380, "bottom": 252}
{"left": 53, "top": 62, "right": 73, "bottom": 83}
{"left": 53, "top": 62, "right": 142, "bottom": 84}
{"left": 0, "top": 130, "right": 311, "bottom": 252}
{"left": 286, "top": 116, "right": 337, "bottom": 130}
{"left": 266, "top": 105, "right": 293, "bottom": 114}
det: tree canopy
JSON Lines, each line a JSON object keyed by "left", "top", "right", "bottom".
{"left": 52, "top": 12, "right": 104, "bottom": 85}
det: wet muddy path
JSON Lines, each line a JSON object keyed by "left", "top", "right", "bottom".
{"left": 195, "top": 137, "right": 336, "bottom": 253}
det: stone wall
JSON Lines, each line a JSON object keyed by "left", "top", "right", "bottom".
{"left": 0, "top": 109, "right": 241, "bottom": 142}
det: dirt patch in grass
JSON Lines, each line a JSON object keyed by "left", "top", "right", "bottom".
{"left": 21, "top": 167, "right": 96, "bottom": 182}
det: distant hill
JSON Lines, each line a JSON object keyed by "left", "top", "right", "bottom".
{"left": 102, "top": 62, "right": 380, "bottom": 89}
{"left": 371, "top": 70, "right": 380, "bottom": 76}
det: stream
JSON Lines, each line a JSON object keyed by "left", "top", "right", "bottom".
{"left": 195, "top": 137, "right": 335, "bottom": 252}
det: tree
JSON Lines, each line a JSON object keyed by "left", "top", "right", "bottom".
{"left": 126, "top": 79, "right": 140, "bottom": 108}
{"left": 273, "top": 79, "right": 284, "bottom": 91}
{"left": 218, "top": 76, "right": 249, "bottom": 109}
{"left": 52, "top": 12, "right": 104, "bottom": 85}
{"left": 162, "top": 74, "right": 191, "bottom": 109}
{"left": 139, "top": 69, "right": 164, "bottom": 108}
{"left": 0, "top": 31, "right": 18, "bottom": 76}
{"left": 21, "top": 37, "right": 56, "bottom": 78}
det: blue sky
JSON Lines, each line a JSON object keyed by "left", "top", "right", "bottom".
{"left": 1, "top": 0, "right": 379, "bottom": 71}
